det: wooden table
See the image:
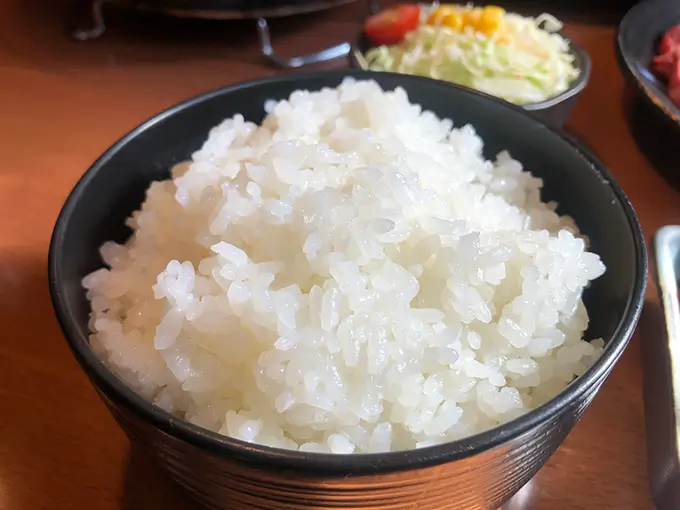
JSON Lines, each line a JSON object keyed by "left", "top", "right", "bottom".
{"left": 0, "top": 0, "right": 674, "bottom": 508}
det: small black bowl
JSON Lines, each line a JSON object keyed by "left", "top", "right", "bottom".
{"left": 348, "top": 29, "right": 591, "bottom": 127}
{"left": 49, "top": 70, "right": 645, "bottom": 510}
{"left": 616, "top": 0, "right": 680, "bottom": 188}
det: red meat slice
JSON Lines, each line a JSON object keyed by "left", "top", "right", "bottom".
{"left": 653, "top": 51, "right": 677, "bottom": 79}
{"left": 668, "top": 60, "right": 680, "bottom": 108}
{"left": 660, "top": 25, "right": 680, "bottom": 55}
{"left": 655, "top": 26, "right": 680, "bottom": 79}
{"left": 653, "top": 24, "right": 680, "bottom": 107}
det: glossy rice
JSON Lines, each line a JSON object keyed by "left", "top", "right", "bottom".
{"left": 83, "top": 78, "right": 605, "bottom": 454}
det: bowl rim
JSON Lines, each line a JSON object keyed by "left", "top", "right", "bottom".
{"left": 616, "top": 0, "right": 680, "bottom": 130}
{"left": 48, "top": 69, "right": 647, "bottom": 475}
{"left": 348, "top": 26, "right": 592, "bottom": 111}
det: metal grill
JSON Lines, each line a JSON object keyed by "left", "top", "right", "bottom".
{"left": 68, "top": 0, "right": 380, "bottom": 68}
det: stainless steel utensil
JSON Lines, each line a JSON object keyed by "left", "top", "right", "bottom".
{"left": 646, "top": 226, "right": 680, "bottom": 510}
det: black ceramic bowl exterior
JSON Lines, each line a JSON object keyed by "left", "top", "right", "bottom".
{"left": 348, "top": 32, "right": 591, "bottom": 127}
{"left": 616, "top": 0, "right": 680, "bottom": 187}
{"left": 49, "top": 71, "right": 646, "bottom": 510}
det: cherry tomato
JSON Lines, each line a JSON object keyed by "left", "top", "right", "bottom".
{"left": 364, "top": 4, "right": 421, "bottom": 46}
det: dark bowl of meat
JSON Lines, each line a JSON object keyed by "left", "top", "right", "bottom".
{"left": 616, "top": 0, "right": 680, "bottom": 186}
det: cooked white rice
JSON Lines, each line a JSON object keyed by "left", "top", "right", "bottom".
{"left": 83, "top": 78, "right": 605, "bottom": 454}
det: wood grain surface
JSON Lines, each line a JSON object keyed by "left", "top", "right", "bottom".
{"left": 0, "top": 0, "right": 672, "bottom": 508}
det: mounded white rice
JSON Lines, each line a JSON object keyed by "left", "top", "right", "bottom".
{"left": 83, "top": 78, "right": 605, "bottom": 454}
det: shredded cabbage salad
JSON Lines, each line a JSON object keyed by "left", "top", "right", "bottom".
{"left": 356, "top": 5, "right": 579, "bottom": 105}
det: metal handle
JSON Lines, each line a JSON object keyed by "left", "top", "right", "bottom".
{"left": 257, "top": 0, "right": 381, "bottom": 69}
{"left": 256, "top": 17, "right": 351, "bottom": 69}
{"left": 68, "top": 0, "right": 110, "bottom": 40}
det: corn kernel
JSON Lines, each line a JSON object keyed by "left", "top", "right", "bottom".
{"left": 427, "top": 6, "right": 456, "bottom": 25}
{"left": 461, "top": 8, "right": 482, "bottom": 30}
{"left": 477, "top": 6, "right": 506, "bottom": 35}
{"left": 440, "top": 11, "right": 463, "bottom": 31}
